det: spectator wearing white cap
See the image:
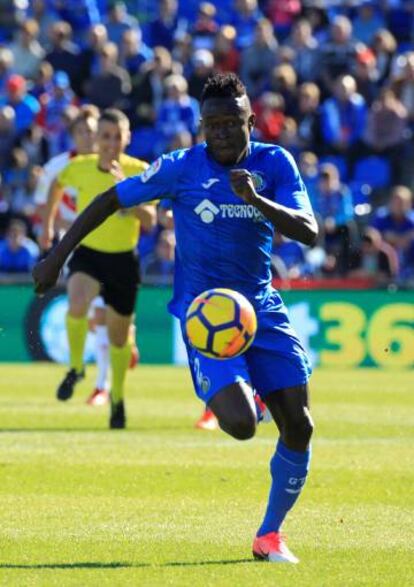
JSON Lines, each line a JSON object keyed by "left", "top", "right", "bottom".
{"left": 188, "top": 49, "right": 215, "bottom": 100}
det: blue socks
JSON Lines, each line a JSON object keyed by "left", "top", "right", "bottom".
{"left": 257, "top": 439, "right": 311, "bottom": 536}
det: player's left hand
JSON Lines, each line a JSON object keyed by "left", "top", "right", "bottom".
{"left": 229, "top": 169, "right": 258, "bottom": 204}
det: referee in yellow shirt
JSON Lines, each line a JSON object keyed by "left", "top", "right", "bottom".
{"left": 42, "top": 109, "right": 156, "bottom": 428}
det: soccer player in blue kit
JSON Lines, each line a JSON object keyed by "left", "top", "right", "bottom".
{"left": 33, "top": 73, "right": 319, "bottom": 564}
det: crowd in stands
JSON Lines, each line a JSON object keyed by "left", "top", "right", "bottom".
{"left": 0, "top": 0, "right": 414, "bottom": 289}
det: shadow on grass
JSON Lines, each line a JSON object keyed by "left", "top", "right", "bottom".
{"left": 0, "top": 558, "right": 255, "bottom": 570}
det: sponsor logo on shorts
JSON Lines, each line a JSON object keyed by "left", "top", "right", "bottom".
{"left": 193, "top": 358, "right": 211, "bottom": 394}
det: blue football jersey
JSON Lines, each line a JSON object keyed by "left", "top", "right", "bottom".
{"left": 116, "top": 142, "right": 313, "bottom": 318}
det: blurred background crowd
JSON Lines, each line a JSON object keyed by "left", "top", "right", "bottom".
{"left": 0, "top": 0, "right": 414, "bottom": 289}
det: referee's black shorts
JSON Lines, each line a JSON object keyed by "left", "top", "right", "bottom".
{"left": 67, "top": 245, "right": 140, "bottom": 316}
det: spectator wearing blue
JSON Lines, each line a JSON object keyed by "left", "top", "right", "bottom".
{"left": 298, "top": 151, "right": 319, "bottom": 208}
{"left": 191, "top": 2, "right": 219, "bottom": 52}
{"left": 104, "top": 1, "right": 140, "bottom": 46}
{"left": 240, "top": 18, "right": 278, "bottom": 98}
{"left": 313, "top": 163, "right": 357, "bottom": 275}
{"left": 43, "top": 71, "right": 76, "bottom": 157}
{"left": 0, "top": 219, "right": 39, "bottom": 273}
{"left": 156, "top": 74, "right": 199, "bottom": 151}
{"left": 2, "top": 148, "right": 30, "bottom": 208}
{"left": 352, "top": 1, "right": 385, "bottom": 46}
{"left": 45, "top": 21, "right": 81, "bottom": 96}
{"left": 320, "top": 74, "right": 367, "bottom": 162}
{"left": 0, "top": 75, "right": 40, "bottom": 136}
{"left": 271, "top": 232, "right": 306, "bottom": 280}
{"left": 29, "top": 0, "right": 59, "bottom": 47}
{"left": 141, "top": 229, "right": 176, "bottom": 286}
{"left": 49, "top": 0, "right": 100, "bottom": 43}
{"left": 371, "top": 185, "right": 414, "bottom": 261}
{"left": 119, "top": 28, "right": 153, "bottom": 78}
{"left": 230, "top": 0, "right": 263, "bottom": 51}
{"left": 286, "top": 19, "right": 319, "bottom": 83}
{"left": 9, "top": 19, "right": 45, "bottom": 80}
{"left": 146, "top": 0, "right": 183, "bottom": 51}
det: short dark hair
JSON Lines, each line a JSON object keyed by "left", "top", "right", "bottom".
{"left": 200, "top": 73, "right": 247, "bottom": 105}
{"left": 99, "top": 108, "right": 130, "bottom": 128}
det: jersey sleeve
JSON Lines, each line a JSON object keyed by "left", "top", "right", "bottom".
{"left": 116, "top": 150, "right": 186, "bottom": 208}
{"left": 34, "top": 154, "right": 68, "bottom": 204}
{"left": 33, "top": 167, "right": 53, "bottom": 205}
{"left": 271, "top": 148, "right": 314, "bottom": 214}
{"left": 57, "top": 160, "right": 75, "bottom": 188}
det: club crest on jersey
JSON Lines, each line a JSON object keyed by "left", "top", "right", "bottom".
{"left": 140, "top": 157, "right": 162, "bottom": 183}
{"left": 251, "top": 171, "right": 267, "bottom": 192}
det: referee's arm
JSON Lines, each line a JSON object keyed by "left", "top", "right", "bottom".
{"left": 39, "top": 179, "right": 64, "bottom": 251}
{"left": 33, "top": 186, "right": 120, "bottom": 294}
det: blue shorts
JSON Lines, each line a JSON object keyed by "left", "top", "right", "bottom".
{"left": 183, "top": 290, "right": 312, "bottom": 404}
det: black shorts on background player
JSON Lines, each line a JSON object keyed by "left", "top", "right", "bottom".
{"left": 68, "top": 245, "right": 140, "bottom": 315}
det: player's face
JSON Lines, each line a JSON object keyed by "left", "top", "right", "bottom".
{"left": 97, "top": 120, "right": 130, "bottom": 160}
{"left": 72, "top": 118, "right": 97, "bottom": 154}
{"left": 201, "top": 96, "right": 255, "bottom": 165}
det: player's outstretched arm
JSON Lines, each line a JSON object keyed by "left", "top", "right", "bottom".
{"left": 39, "top": 179, "right": 64, "bottom": 251}
{"left": 230, "top": 169, "right": 318, "bottom": 246}
{"left": 32, "top": 186, "right": 120, "bottom": 294}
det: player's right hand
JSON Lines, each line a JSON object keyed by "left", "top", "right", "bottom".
{"left": 32, "top": 256, "right": 61, "bottom": 295}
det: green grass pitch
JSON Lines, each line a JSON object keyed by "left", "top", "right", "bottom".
{"left": 0, "top": 364, "right": 413, "bottom": 587}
